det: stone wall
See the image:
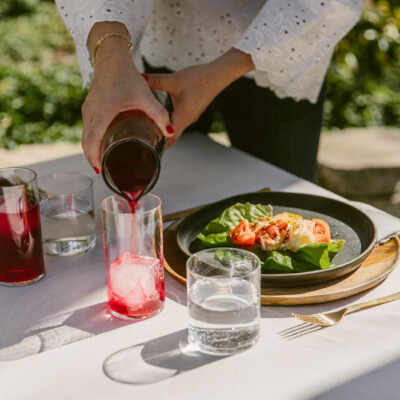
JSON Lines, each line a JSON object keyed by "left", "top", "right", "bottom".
{"left": 317, "top": 127, "right": 400, "bottom": 218}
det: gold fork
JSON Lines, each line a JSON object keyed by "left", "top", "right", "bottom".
{"left": 292, "top": 291, "right": 400, "bottom": 326}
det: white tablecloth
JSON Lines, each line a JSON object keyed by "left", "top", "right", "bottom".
{"left": 2, "top": 133, "right": 400, "bottom": 400}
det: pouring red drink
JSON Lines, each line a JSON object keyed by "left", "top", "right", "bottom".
{"left": 101, "top": 109, "right": 166, "bottom": 207}
{"left": 102, "top": 193, "right": 165, "bottom": 320}
{"left": 100, "top": 101, "right": 168, "bottom": 319}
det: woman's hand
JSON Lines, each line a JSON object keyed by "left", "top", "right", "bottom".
{"left": 82, "top": 22, "right": 174, "bottom": 173}
{"left": 145, "top": 48, "right": 254, "bottom": 148}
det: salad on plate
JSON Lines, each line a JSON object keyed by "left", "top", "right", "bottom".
{"left": 197, "top": 202, "right": 345, "bottom": 273}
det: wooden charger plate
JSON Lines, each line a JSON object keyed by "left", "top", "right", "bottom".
{"left": 164, "top": 221, "right": 400, "bottom": 305}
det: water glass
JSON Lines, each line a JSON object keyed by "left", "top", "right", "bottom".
{"left": 101, "top": 194, "right": 164, "bottom": 320}
{"left": 187, "top": 248, "right": 261, "bottom": 355}
{"left": 38, "top": 172, "right": 95, "bottom": 256}
{"left": 0, "top": 167, "right": 45, "bottom": 285}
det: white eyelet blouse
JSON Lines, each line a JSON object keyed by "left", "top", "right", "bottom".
{"left": 55, "top": 0, "right": 362, "bottom": 103}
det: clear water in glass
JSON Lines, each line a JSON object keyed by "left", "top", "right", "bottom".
{"left": 187, "top": 248, "right": 261, "bottom": 355}
{"left": 40, "top": 196, "right": 95, "bottom": 256}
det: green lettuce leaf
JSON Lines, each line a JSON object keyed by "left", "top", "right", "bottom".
{"left": 294, "top": 240, "right": 345, "bottom": 270}
{"left": 201, "top": 202, "right": 273, "bottom": 236}
{"left": 260, "top": 240, "right": 345, "bottom": 273}
{"left": 215, "top": 249, "right": 242, "bottom": 264}
{"left": 197, "top": 232, "right": 231, "bottom": 247}
{"left": 262, "top": 251, "right": 294, "bottom": 272}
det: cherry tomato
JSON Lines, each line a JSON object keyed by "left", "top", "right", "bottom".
{"left": 229, "top": 219, "right": 256, "bottom": 246}
{"left": 310, "top": 218, "right": 331, "bottom": 243}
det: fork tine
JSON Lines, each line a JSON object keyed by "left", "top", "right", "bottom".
{"left": 317, "top": 315, "right": 330, "bottom": 322}
{"left": 315, "top": 315, "right": 335, "bottom": 326}
{"left": 292, "top": 313, "right": 319, "bottom": 322}
{"left": 301, "top": 319, "right": 328, "bottom": 326}
{"left": 292, "top": 316, "right": 313, "bottom": 324}
{"left": 292, "top": 313, "right": 331, "bottom": 326}
{"left": 306, "top": 319, "right": 325, "bottom": 325}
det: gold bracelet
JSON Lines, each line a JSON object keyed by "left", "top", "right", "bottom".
{"left": 92, "top": 33, "right": 133, "bottom": 66}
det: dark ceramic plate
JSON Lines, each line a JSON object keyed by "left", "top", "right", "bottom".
{"left": 176, "top": 192, "right": 377, "bottom": 287}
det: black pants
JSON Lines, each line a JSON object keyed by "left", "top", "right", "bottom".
{"left": 145, "top": 62, "right": 326, "bottom": 181}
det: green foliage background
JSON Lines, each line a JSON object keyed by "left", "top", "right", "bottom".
{"left": 324, "top": 0, "right": 400, "bottom": 130}
{"left": 0, "top": 0, "right": 399, "bottom": 148}
{"left": 0, "top": 0, "right": 84, "bottom": 149}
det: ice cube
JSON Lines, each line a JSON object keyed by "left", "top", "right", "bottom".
{"left": 110, "top": 252, "right": 160, "bottom": 302}
{"left": 109, "top": 252, "right": 146, "bottom": 297}
{"left": 110, "top": 256, "right": 136, "bottom": 298}
{"left": 125, "top": 281, "right": 147, "bottom": 308}
{"left": 141, "top": 258, "right": 160, "bottom": 298}
{"left": 128, "top": 253, "right": 158, "bottom": 267}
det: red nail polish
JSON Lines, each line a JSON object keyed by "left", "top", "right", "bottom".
{"left": 141, "top": 73, "right": 149, "bottom": 81}
{"left": 94, "top": 167, "right": 100, "bottom": 174}
{"left": 166, "top": 124, "right": 175, "bottom": 134}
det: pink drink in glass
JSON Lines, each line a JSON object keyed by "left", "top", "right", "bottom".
{"left": 102, "top": 194, "right": 164, "bottom": 320}
{"left": 107, "top": 252, "right": 164, "bottom": 318}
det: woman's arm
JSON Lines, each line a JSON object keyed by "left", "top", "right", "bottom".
{"left": 81, "top": 21, "right": 173, "bottom": 171}
{"left": 206, "top": 48, "right": 255, "bottom": 92}
{"left": 87, "top": 22, "right": 130, "bottom": 58}
{"left": 145, "top": 48, "right": 254, "bottom": 147}
{"left": 54, "top": 0, "right": 152, "bottom": 87}
{"left": 54, "top": 3, "right": 174, "bottom": 171}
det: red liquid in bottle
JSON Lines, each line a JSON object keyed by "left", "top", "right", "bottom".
{"left": 105, "top": 140, "right": 159, "bottom": 214}
{"left": 101, "top": 110, "right": 166, "bottom": 318}
{"left": 0, "top": 200, "right": 45, "bottom": 284}
{"left": 101, "top": 109, "right": 163, "bottom": 202}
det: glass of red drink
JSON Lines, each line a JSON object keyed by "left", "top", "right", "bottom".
{"left": 0, "top": 167, "right": 45, "bottom": 286}
{"left": 101, "top": 193, "right": 164, "bottom": 320}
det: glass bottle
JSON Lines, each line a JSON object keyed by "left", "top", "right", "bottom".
{"left": 100, "top": 90, "right": 171, "bottom": 203}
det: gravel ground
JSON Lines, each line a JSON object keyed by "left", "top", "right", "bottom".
{"left": 1, "top": 128, "right": 399, "bottom": 171}
{"left": 0, "top": 134, "right": 228, "bottom": 168}
{"left": 0, "top": 142, "right": 83, "bottom": 168}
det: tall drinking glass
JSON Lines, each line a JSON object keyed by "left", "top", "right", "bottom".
{"left": 187, "top": 248, "right": 261, "bottom": 355}
{"left": 0, "top": 167, "right": 45, "bottom": 285}
{"left": 38, "top": 173, "right": 95, "bottom": 256}
{"left": 102, "top": 194, "right": 164, "bottom": 320}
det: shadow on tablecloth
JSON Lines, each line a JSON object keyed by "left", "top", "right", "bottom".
{"left": 0, "top": 302, "right": 134, "bottom": 361}
{"left": 103, "top": 329, "right": 227, "bottom": 385}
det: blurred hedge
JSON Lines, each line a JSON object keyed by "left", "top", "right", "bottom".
{"left": 0, "top": 0, "right": 85, "bottom": 149}
{"left": 324, "top": 0, "right": 400, "bottom": 130}
{"left": 0, "top": 0, "right": 399, "bottom": 148}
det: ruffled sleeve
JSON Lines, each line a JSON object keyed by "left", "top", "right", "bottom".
{"left": 234, "top": 0, "right": 363, "bottom": 103}
{"left": 54, "top": 0, "right": 153, "bottom": 87}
